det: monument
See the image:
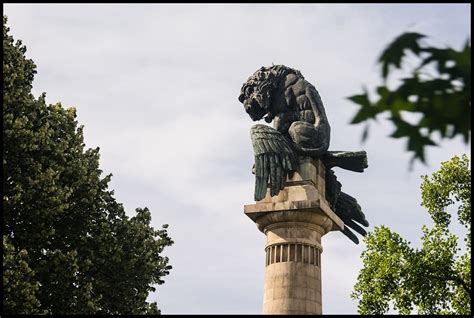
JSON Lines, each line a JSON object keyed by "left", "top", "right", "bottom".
{"left": 239, "top": 65, "right": 369, "bottom": 314}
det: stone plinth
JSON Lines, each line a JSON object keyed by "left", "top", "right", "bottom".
{"left": 244, "top": 158, "right": 343, "bottom": 315}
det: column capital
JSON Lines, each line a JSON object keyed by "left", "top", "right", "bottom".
{"left": 244, "top": 158, "right": 343, "bottom": 234}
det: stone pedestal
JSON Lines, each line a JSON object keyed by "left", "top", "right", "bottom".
{"left": 244, "top": 158, "right": 343, "bottom": 315}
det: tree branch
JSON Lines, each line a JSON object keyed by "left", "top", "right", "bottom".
{"left": 428, "top": 273, "right": 471, "bottom": 295}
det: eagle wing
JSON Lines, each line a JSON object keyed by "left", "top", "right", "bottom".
{"left": 250, "top": 124, "right": 298, "bottom": 201}
{"left": 326, "top": 168, "right": 369, "bottom": 244}
{"left": 336, "top": 192, "right": 369, "bottom": 244}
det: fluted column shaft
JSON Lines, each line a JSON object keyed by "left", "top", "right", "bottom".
{"left": 244, "top": 158, "right": 343, "bottom": 315}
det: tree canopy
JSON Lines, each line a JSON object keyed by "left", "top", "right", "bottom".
{"left": 348, "top": 32, "right": 471, "bottom": 165}
{"left": 3, "top": 16, "right": 173, "bottom": 315}
{"left": 351, "top": 154, "right": 471, "bottom": 314}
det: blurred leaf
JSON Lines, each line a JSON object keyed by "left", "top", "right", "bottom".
{"left": 379, "top": 32, "right": 426, "bottom": 79}
{"left": 348, "top": 91, "right": 373, "bottom": 124}
{"left": 348, "top": 31, "right": 470, "bottom": 165}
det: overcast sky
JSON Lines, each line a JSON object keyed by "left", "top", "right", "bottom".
{"left": 4, "top": 3, "right": 471, "bottom": 314}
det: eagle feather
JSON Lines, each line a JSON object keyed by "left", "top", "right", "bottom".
{"left": 250, "top": 124, "right": 298, "bottom": 201}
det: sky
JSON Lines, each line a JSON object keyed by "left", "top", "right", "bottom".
{"left": 3, "top": 3, "right": 471, "bottom": 314}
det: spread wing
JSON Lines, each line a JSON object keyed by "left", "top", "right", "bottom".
{"left": 250, "top": 124, "right": 298, "bottom": 201}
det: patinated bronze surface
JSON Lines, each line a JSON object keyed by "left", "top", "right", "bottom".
{"left": 239, "top": 65, "right": 369, "bottom": 244}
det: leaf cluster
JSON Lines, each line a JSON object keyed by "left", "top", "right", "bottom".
{"left": 348, "top": 32, "right": 471, "bottom": 165}
{"left": 352, "top": 155, "right": 471, "bottom": 314}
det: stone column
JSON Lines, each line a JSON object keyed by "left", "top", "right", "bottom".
{"left": 244, "top": 158, "right": 343, "bottom": 315}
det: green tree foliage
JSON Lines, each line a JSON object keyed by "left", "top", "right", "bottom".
{"left": 348, "top": 32, "right": 471, "bottom": 165}
{"left": 3, "top": 236, "right": 46, "bottom": 314}
{"left": 351, "top": 154, "right": 471, "bottom": 314}
{"left": 3, "top": 16, "right": 173, "bottom": 314}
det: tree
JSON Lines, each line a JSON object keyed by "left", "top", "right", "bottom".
{"left": 348, "top": 32, "right": 470, "bottom": 165}
{"left": 3, "top": 16, "right": 173, "bottom": 315}
{"left": 3, "top": 236, "right": 46, "bottom": 314}
{"left": 351, "top": 154, "right": 471, "bottom": 314}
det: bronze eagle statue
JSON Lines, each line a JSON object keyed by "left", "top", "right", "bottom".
{"left": 239, "top": 65, "right": 369, "bottom": 244}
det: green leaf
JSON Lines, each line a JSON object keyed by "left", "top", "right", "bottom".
{"left": 353, "top": 156, "right": 471, "bottom": 314}
{"left": 348, "top": 30, "right": 470, "bottom": 166}
{"left": 379, "top": 32, "right": 426, "bottom": 79}
{"left": 348, "top": 89, "right": 385, "bottom": 124}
